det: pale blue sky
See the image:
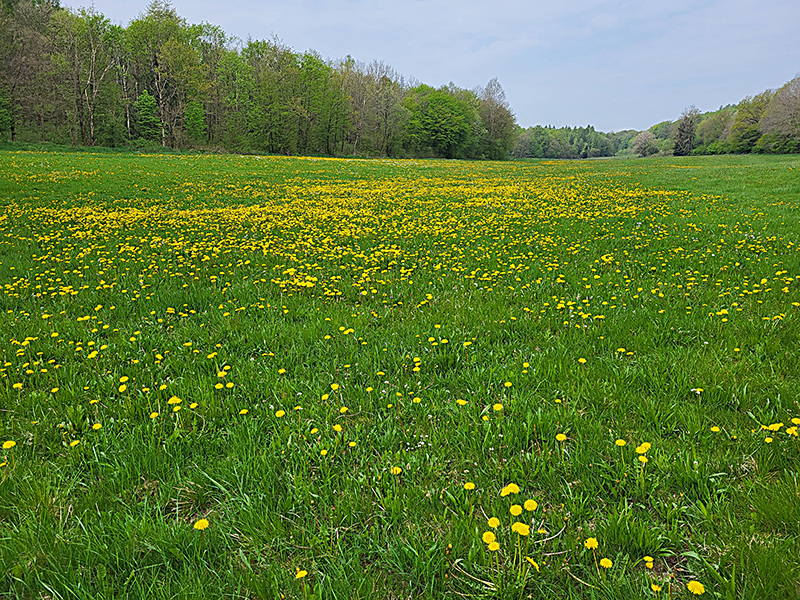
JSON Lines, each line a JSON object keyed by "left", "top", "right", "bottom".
{"left": 78, "top": 0, "right": 800, "bottom": 131}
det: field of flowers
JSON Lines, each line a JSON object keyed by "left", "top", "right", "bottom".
{"left": 1, "top": 150, "right": 799, "bottom": 599}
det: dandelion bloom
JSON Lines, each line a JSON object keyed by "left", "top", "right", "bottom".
{"left": 651, "top": 584, "right": 662, "bottom": 592}
{"left": 488, "top": 541, "right": 500, "bottom": 552}
{"left": 637, "top": 442, "right": 652, "bottom": 453}
{"left": 514, "top": 523, "right": 530, "bottom": 536}
{"left": 615, "top": 439, "right": 626, "bottom": 447}
{"left": 70, "top": 440, "right": 80, "bottom": 447}
{"left": 510, "top": 504, "right": 523, "bottom": 516}
{"left": 2, "top": 441, "right": 16, "bottom": 450}
{"left": 320, "top": 449, "right": 328, "bottom": 456}
{"left": 330, "top": 383, "right": 339, "bottom": 391}
{"left": 456, "top": 399, "right": 467, "bottom": 406}
{"left": 600, "top": 558, "right": 612, "bottom": 568}
{"left": 493, "top": 403, "right": 503, "bottom": 411}
{"left": 92, "top": 423, "right": 102, "bottom": 431}
{"left": 339, "top": 406, "right": 348, "bottom": 414}
{"left": 295, "top": 569, "right": 308, "bottom": 579}
{"left": 500, "top": 483, "right": 520, "bottom": 496}
{"left": 710, "top": 426, "right": 720, "bottom": 432}
{"left": 391, "top": 466, "right": 402, "bottom": 475}
{"left": 348, "top": 441, "right": 356, "bottom": 447}
{"left": 584, "top": 537, "right": 599, "bottom": 550}
{"left": 275, "top": 410, "right": 285, "bottom": 418}
{"left": 150, "top": 412, "right": 159, "bottom": 419}
{"left": 487, "top": 517, "right": 500, "bottom": 528}
{"left": 193, "top": 518, "right": 209, "bottom": 530}
{"left": 333, "top": 424, "right": 342, "bottom": 432}
{"left": 524, "top": 499, "right": 538, "bottom": 511}
{"left": 482, "top": 531, "right": 496, "bottom": 544}
{"left": 578, "top": 358, "right": 587, "bottom": 364}
{"left": 556, "top": 433, "right": 567, "bottom": 442}
{"left": 525, "top": 557, "right": 540, "bottom": 572}
{"left": 639, "top": 456, "right": 648, "bottom": 464}
{"left": 464, "top": 482, "right": 475, "bottom": 490}
{"left": 687, "top": 581, "right": 705, "bottom": 595}
{"left": 239, "top": 409, "right": 248, "bottom": 415}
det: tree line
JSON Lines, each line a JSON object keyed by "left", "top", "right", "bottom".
{"left": 632, "top": 75, "right": 800, "bottom": 158}
{"left": 1, "top": 0, "right": 797, "bottom": 160}
{"left": 0, "top": 0, "right": 517, "bottom": 159}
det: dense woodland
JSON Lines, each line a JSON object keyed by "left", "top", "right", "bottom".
{"left": 0, "top": 0, "right": 516, "bottom": 159}
{"left": 1, "top": 0, "right": 798, "bottom": 159}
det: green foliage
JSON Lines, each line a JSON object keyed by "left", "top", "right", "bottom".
{"left": 730, "top": 91, "right": 774, "bottom": 153}
{"left": 134, "top": 89, "right": 160, "bottom": 142}
{"left": 0, "top": 90, "right": 12, "bottom": 139}
{"left": 184, "top": 99, "right": 206, "bottom": 143}
{"left": 512, "top": 125, "right": 633, "bottom": 159}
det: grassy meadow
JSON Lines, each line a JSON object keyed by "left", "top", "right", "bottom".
{"left": 1, "top": 150, "right": 799, "bottom": 599}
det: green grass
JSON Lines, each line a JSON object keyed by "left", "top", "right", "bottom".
{"left": 0, "top": 149, "right": 799, "bottom": 599}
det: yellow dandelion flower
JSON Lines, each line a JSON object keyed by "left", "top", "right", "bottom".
{"left": 275, "top": 410, "right": 285, "bottom": 418}
{"left": 193, "top": 518, "right": 209, "bottom": 530}
{"left": 600, "top": 558, "right": 612, "bottom": 568}
{"left": 514, "top": 523, "right": 530, "bottom": 536}
{"left": 482, "top": 531, "right": 496, "bottom": 544}
{"left": 525, "top": 557, "right": 540, "bottom": 572}
{"left": 493, "top": 403, "right": 503, "bottom": 411}
{"left": 510, "top": 504, "right": 523, "bottom": 516}
{"left": 584, "top": 537, "right": 598, "bottom": 550}
{"left": 92, "top": 423, "right": 102, "bottom": 431}
{"left": 487, "top": 517, "right": 500, "bottom": 528}
{"left": 524, "top": 499, "right": 538, "bottom": 511}
{"left": 487, "top": 541, "right": 500, "bottom": 552}
{"left": 615, "top": 439, "right": 626, "bottom": 447}
{"left": 391, "top": 466, "right": 402, "bottom": 475}
{"left": 295, "top": 568, "right": 308, "bottom": 580}
{"left": 556, "top": 433, "right": 567, "bottom": 442}
{"left": 687, "top": 581, "right": 705, "bottom": 595}
{"left": 2, "top": 440, "right": 16, "bottom": 450}
{"left": 464, "top": 482, "right": 475, "bottom": 490}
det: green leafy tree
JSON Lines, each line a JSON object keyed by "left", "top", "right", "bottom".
{"left": 134, "top": 89, "right": 159, "bottom": 141}
{"left": 730, "top": 90, "right": 773, "bottom": 153}
{"left": 184, "top": 99, "right": 205, "bottom": 142}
